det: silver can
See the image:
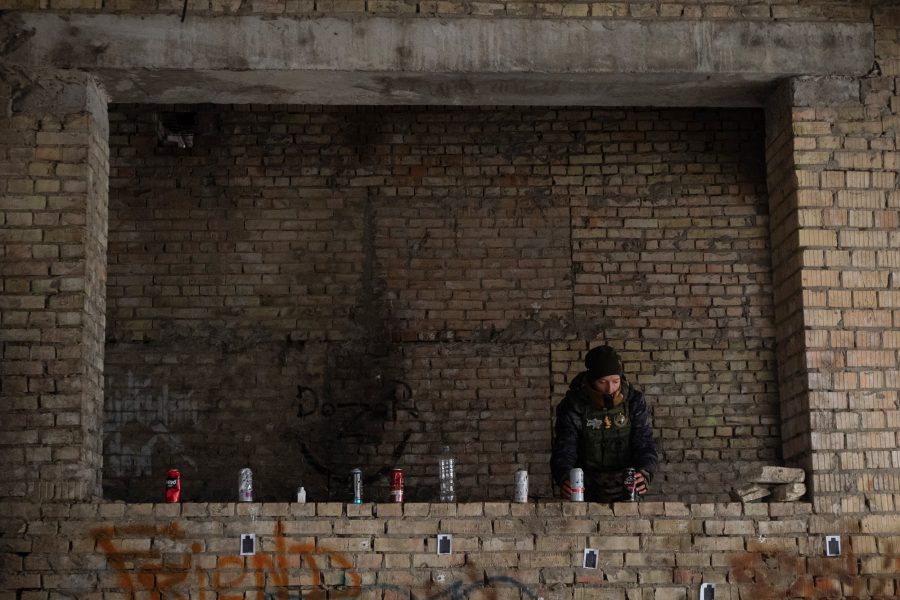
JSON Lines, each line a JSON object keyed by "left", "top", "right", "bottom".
{"left": 514, "top": 469, "right": 529, "bottom": 503}
{"left": 623, "top": 468, "right": 639, "bottom": 502}
{"left": 351, "top": 468, "right": 363, "bottom": 504}
{"left": 569, "top": 467, "right": 584, "bottom": 502}
{"left": 239, "top": 467, "right": 253, "bottom": 502}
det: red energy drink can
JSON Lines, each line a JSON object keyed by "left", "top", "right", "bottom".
{"left": 390, "top": 468, "right": 404, "bottom": 503}
{"left": 165, "top": 469, "right": 181, "bottom": 503}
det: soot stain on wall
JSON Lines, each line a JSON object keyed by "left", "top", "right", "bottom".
{"left": 103, "top": 105, "right": 775, "bottom": 503}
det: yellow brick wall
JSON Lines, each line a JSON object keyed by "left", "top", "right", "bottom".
{"left": 764, "top": 3, "right": 900, "bottom": 515}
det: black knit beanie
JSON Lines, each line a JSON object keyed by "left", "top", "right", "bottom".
{"left": 584, "top": 345, "right": 622, "bottom": 381}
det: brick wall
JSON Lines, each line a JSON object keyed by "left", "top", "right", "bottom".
{"left": 2, "top": 2, "right": 900, "bottom": 600}
{"left": 762, "top": 3, "right": 900, "bottom": 515}
{"left": 4, "top": 501, "right": 900, "bottom": 599}
{"left": 0, "top": 67, "right": 108, "bottom": 502}
{"left": 764, "top": 81, "right": 809, "bottom": 490}
{"left": 104, "top": 105, "right": 776, "bottom": 503}
{"left": 566, "top": 110, "right": 779, "bottom": 501}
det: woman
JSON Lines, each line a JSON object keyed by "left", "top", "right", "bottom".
{"left": 551, "top": 345, "right": 658, "bottom": 502}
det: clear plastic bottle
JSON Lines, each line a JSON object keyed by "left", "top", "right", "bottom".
{"left": 438, "top": 446, "right": 456, "bottom": 502}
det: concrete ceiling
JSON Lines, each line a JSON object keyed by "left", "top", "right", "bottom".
{"left": 0, "top": 12, "right": 874, "bottom": 106}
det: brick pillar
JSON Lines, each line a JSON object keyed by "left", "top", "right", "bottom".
{"left": 764, "top": 81, "right": 812, "bottom": 488}
{"left": 0, "top": 67, "right": 109, "bottom": 502}
{"left": 766, "top": 76, "right": 900, "bottom": 514}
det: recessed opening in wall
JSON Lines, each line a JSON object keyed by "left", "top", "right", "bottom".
{"left": 156, "top": 110, "right": 198, "bottom": 149}
{"left": 102, "top": 105, "right": 779, "bottom": 504}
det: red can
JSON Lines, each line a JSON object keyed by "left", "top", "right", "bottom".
{"left": 165, "top": 469, "right": 181, "bottom": 503}
{"left": 390, "top": 468, "right": 403, "bottom": 503}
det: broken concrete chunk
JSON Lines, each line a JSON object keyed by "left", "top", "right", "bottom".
{"left": 771, "top": 482, "right": 806, "bottom": 502}
{"left": 731, "top": 483, "right": 771, "bottom": 502}
{"left": 741, "top": 465, "right": 805, "bottom": 484}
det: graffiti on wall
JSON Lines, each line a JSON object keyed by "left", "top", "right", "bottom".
{"left": 295, "top": 377, "right": 417, "bottom": 422}
{"left": 92, "top": 521, "right": 355, "bottom": 600}
{"left": 104, "top": 370, "right": 199, "bottom": 477}
{"left": 728, "top": 540, "right": 900, "bottom": 599}
{"left": 292, "top": 373, "right": 422, "bottom": 497}
{"left": 90, "top": 520, "right": 537, "bottom": 600}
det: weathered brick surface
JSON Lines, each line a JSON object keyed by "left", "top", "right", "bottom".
{"left": 0, "top": 11, "right": 898, "bottom": 600}
{"left": 0, "top": 67, "right": 108, "bottom": 502}
{"left": 1, "top": 501, "right": 899, "bottom": 600}
{"left": 763, "top": 3, "right": 900, "bottom": 516}
{"left": 102, "top": 105, "right": 775, "bottom": 503}
{"left": 559, "top": 109, "right": 777, "bottom": 503}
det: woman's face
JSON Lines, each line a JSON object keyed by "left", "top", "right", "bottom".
{"left": 590, "top": 375, "right": 621, "bottom": 397}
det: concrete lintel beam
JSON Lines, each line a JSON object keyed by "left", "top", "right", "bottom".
{"left": 0, "top": 13, "right": 874, "bottom": 105}
{"left": 90, "top": 70, "right": 779, "bottom": 106}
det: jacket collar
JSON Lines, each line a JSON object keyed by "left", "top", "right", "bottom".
{"left": 581, "top": 378, "right": 627, "bottom": 409}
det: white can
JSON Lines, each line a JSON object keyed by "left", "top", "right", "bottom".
{"left": 569, "top": 467, "right": 584, "bottom": 502}
{"left": 239, "top": 467, "right": 253, "bottom": 502}
{"left": 514, "top": 469, "right": 529, "bottom": 503}
{"left": 296, "top": 486, "right": 306, "bottom": 503}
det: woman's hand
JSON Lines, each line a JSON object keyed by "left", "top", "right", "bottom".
{"left": 632, "top": 470, "right": 648, "bottom": 495}
{"left": 560, "top": 479, "right": 573, "bottom": 500}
